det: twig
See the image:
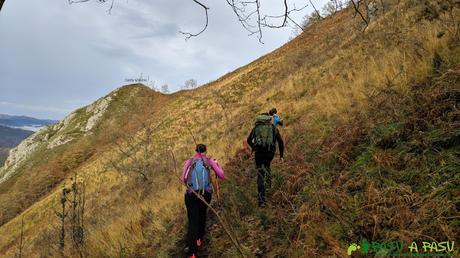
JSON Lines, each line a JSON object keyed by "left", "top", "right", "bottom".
{"left": 287, "top": 15, "right": 304, "bottom": 32}
{"left": 400, "top": 230, "right": 437, "bottom": 242}
{"left": 255, "top": 0, "right": 263, "bottom": 43}
{"left": 308, "top": 0, "right": 322, "bottom": 20}
{"left": 180, "top": 0, "right": 210, "bottom": 40}
{"left": 281, "top": 0, "right": 288, "bottom": 27}
{"left": 188, "top": 187, "right": 246, "bottom": 257}
{"left": 107, "top": 0, "right": 114, "bottom": 14}
{"left": 261, "top": 3, "right": 308, "bottom": 32}
{"left": 350, "top": 0, "right": 369, "bottom": 31}
{"left": 186, "top": 127, "right": 198, "bottom": 146}
{"left": 67, "top": 0, "right": 115, "bottom": 16}
{"left": 171, "top": 150, "right": 246, "bottom": 257}
{"left": 169, "top": 150, "right": 179, "bottom": 177}
{"left": 18, "top": 215, "right": 24, "bottom": 258}
{"left": 0, "top": 0, "right": 5, "bottom": 12}
{"left": 225, "top": 0, "right": 307, "bottom": 43}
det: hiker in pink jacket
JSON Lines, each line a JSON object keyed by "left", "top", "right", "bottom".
{"left": 181, "top": 144, "right": 225, "bottom": 257}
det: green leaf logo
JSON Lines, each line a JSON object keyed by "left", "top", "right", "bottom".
{"left": 347, "top": 243, "right": 361, "bottom": 256}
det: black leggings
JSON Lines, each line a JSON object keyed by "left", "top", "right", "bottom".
{"left": 185, "top": 191, "right": 212, "bottom": 254}
{"left": 255, "top": 151, "right": 275, "bottom": 205}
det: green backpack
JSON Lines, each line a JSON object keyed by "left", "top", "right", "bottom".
{"left": 253, "top": 114, "right": 275, "bottom": 152}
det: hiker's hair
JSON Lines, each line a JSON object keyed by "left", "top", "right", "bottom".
{"left": 269, "top": 108, "right": 277, "bottom": 116}
{"left": 196, "top": 144, "right": 207, "bottom": 153}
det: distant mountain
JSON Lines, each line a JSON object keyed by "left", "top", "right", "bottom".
{"left": 0, "top": 125, "right": 33, "bottom": 148}
{"left": 0, "top": 148, "right": 9, "bottom": 166}
{"left": 0, "top": 115, "right": 45, "bottom": 166}
{"left": 0, "top": 114, "right": 57, "bottom": 131}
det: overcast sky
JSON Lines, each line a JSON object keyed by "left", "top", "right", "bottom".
{"left": 0, "top": 0, "right": 328, "bottom": 120}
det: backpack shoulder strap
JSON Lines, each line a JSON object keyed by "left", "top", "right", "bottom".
{"left": 185, "top": 158, "right": 195, "bottom": 181}
{"left": 250, "top": 126, "right": 256, "bottom": 141}
{"left": 190, "top": 157, "right": 198, "bottom": 166}
{"left": 200, "top": 156, "right": 211, "bottom": 169}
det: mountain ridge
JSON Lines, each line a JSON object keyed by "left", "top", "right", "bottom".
{"left": 0, "top": 84, "right": 162, "bottom": 224}
{"left": 0, "top": 125, "right": 33, "bottom": 148}
{"left": 0, "top": 114, "right": 57, "bottom": 131}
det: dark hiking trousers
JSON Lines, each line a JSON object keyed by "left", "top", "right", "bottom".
{"left": 255, "top": 151, "right": 275, "bottom": 205}
{"left": 185, "top": 191, "right": 212, "bottom": 254}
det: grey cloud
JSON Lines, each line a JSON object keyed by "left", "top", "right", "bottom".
{"left": 0, "top": 0, "right": 329, "bottom": 120}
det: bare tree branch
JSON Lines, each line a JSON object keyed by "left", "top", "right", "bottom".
{"left": 261, "top": 3, "right": 308, "bottom": 33}
{"left": 18, "top": 215, "right": 24, "bottom": 258}
{"left": 282, "top": 0, "right": 289, "bottom": 26}
{"left": 0, "top": 0, "right": 5, "bottom": 12}
{"left": 180, "top": 0, "right": 210, "bottom": 40}
{"left": 287, "top": 15, "right": 304, "bottom": 32}
{"left": 60, "top": 0, "right": 324, "bottom": 42}
{"left": 107, "top": 0, "right": 115, "bottom": 14}
{"left": 350, "top": 0, "right": 369, "bottom": 30}
{"left": 224, "top": 0, "right": 312, "bottom": 42}
{"left": 68, "top": 0, "right": 87, "bottom": 3}
{"left": 308, "top": 0, "right": 322, "bottom": 20}
{"left": 67, "top": 0, "right": 115, "bottom": 14}
{"left": 255, "top": 0, "right": 263, "bottom": 43}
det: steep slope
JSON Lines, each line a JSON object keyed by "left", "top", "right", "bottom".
{"left": 0, "top": 0, "right": 459, "bottom": 257}
{"left": 0, "top": 85, "right": 166, "bottom": 225}
{"left": 202, "top": 65, "right": 460, "bottom": 257}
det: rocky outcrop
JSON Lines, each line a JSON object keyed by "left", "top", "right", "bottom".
{"left": 84, "top": 94, "right": 114, "bottom": 132}
{"left": 0, "top": 129, "right": 46, "bottom": 184}
{"left": 46, "top": 111, "right": 77, "bottom": 149}
{"left": 0, "top": 93, "right": 116, "bottom": 184}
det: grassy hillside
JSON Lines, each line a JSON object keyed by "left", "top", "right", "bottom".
{"left": 0, "top": 0, "right": 459, "bottom": 257}
{"left": 0, "top": 85, "right": 166, "bottom": 225}
{"left": 200, "top": 63, "right": 460, "bottom": 257}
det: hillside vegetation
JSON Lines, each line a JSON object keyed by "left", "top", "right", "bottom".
{"left": 0, "top": 0, "right": 459, "bottom": 257}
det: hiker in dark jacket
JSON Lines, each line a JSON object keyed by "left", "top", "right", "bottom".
{"left": 181, "top": 144, "right": 225, "bottom": 258}
{"left": 247, "top": 113, "right": 284, "bottom": 207}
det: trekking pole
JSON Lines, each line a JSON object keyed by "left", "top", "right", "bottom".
{"left": 185, "top": 184, "right": 246, "bottom": 258}
{"left": 171, "top": 154, "right": 246, "bottom": 257}
{"left": 214, "top": 174, "right": 221, "bottom": 200}
{"left": 175, "top": 175, "right": 245, "bottom": 257}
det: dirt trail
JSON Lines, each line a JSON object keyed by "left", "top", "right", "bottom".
{"left": 171, "top": 212, "right": 218, "bottom": 258}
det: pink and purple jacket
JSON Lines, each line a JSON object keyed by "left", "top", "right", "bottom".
{"left": 181, "top": 153, "right": 225, "bottom": 189}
